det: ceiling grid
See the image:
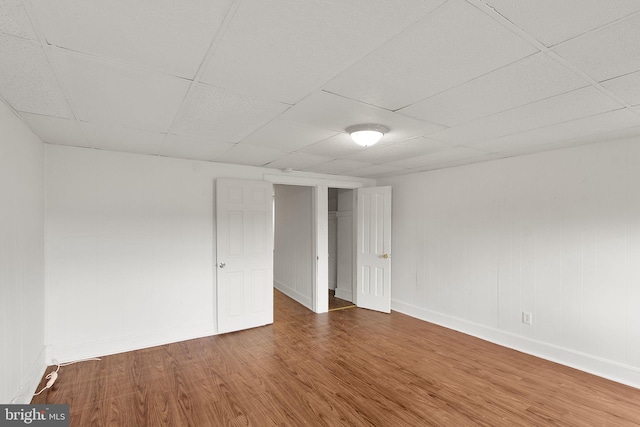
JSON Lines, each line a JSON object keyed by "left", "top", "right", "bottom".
{"left": 1, "top": 0, "right": 640, "bottom": 178}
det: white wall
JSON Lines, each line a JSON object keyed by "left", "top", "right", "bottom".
{"left": 379, "top": 137, "right": 640, "bottom": 388}
{"left": 273, "top": 185, "right": 313, "bottom": 308}
{"left": 0, "top": 101, "right": 46, "bottom": 403}
{"left": 45, "top": 145, "right": 368, "bottom": 362}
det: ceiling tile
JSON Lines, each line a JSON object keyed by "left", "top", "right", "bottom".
{"left": 281, "top": 91, "right": 444, "bottom": 143}
{"left": 50, "top": 49, "right": 190, "bottom": 132}
{"left": 200, "top": 0, "right": 445, "bottom": 104}
{"left": 298, "top": 133, "right": 367, "bottom": 158}
{"left": 368, "top": 169, "right": 416, "bottom": 180}
{"left": 399, "top": 53, "right": 589, "bottom": 126}
{"left": 347, "top": 164, "right": 406, "bottom": 178}
{"left": 430, "top": 86, "right": 623, "bottom": 144}
{"left": 601, "top": 71, "right": 640, "bottom": 106}
{"left": 214, "top": 143, "right": 289, "bottom": 167}
{"left": 305, "top": 159, "right": 373, "bottom": 175}
{"left": 19, "top": 112, "right": 87, "bottom": 147}
{"left": 30, "top": 0, "right": 233, "bottom": 78}
{"left": 264, "top": 153, "right": 333, "bottom": 171}
{"left": 411, "top": 153, "right": 506, "bottom": 173}
{"left": 323, "top": 0, "right": 537, "bottom": 110}
{"left": 476, "top": 126, "right": 640, "bottom": 160}
{"left": 80, "top": 122, "right": 166, "bottom": 154}
{"left": 0, "top": 0, "right": 38, "bottom": 39}
{"left": 553, "top": 14, "right": 640, "bottom": 82}
{"left": 159, "top": 134, "right": 234, "bottom": 162}
{"left": 482, "top": 0, "right": 640, "bottom": 47}
{"left": 345, "top": 137, "right": 449, "bottom": 164}
{"left": 239, "top": 119, "right": 337, "bottom": 151}
{"left": 467, "top": 109, "right": 640, "bottom": 153}
{"left": 172, "top": 84, "right": 289, "bottom": 142}
{"left": 388, "top": 146, "right": 489, "bottom": 168}
{"left": 0, "top": 35, "right": 72, "bottom": 118}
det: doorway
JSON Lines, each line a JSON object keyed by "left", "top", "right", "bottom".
{"left": 328, "top": 188, "right": 356, "bottom": 311}
{"left": 273, "top": 184, "right": 314, "bottom": 311}
{"left": 216, "top": 177, "right": 391, "bottom": 334}
{"left": 272, "top": 185, "right": 357, "bottom": 314}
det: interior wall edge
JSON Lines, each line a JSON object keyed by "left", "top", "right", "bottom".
{"left": 274, "top": 280, "right": 313, "bottom": 311}
{"left": 392, "top": 299, "right": 640, "bottom": 390}
{"left": 0, "top": 100, "right": 46, "bottom": 404}
{"left": 47, "top": 325, "right": 216, "bottom": 365}
{"left": 10, "top": 346, "right": 47, "bottom": 404}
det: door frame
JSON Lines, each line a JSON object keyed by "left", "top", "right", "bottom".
{"left": 264, "top": 174, "right": 364, "bottom": 313}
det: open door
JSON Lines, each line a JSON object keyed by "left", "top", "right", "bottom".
{"left": 216, "top": 178, "right": 274, "bottom": 334}
{"left": 356, "top": 186, "right": 392, "bottom": 313}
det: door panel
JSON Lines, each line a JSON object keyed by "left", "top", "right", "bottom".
{"left": 356, "top": 186, "right": 391, "bottom": 313}
{"left": 217, "top": 179, "right": 273, "bottom": 334}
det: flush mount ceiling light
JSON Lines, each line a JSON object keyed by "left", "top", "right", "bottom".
{"left": 346, "top": 124, "right": 389, "bottom": 147}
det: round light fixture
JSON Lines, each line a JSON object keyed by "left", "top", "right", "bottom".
{"left": 346, "top": 124, "right": 389, "bottom": 147}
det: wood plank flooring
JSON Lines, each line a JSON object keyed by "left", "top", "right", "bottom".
{"left": 32, "top": 290, "right": 640, "bottom": 426}
{"left": 328, "top": 290, "right": 356, "bottom": 311}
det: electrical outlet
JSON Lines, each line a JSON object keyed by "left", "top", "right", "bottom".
{"left": 522, "top": 311, "right": 533, "bottom": 325}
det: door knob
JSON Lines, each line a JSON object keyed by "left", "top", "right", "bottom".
{"left": 382, "top": 253, "right": 389, "bottom": 259}
{"left": 218, "top": 262, "right": 226, "bottom": 268}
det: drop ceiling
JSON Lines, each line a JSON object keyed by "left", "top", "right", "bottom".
{"left": 2, "top": 0, "right": 640, "bottom": 179}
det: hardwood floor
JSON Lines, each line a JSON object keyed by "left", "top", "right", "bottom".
{"left": 33, "top": 290, "right": 640, "bottom": 426}
{"left": 328, "top": 289, "right": 356, "bottom": 311}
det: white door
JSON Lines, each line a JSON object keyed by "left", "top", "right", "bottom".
{"left": 356, "top": 186, "right": 392, "bottom": 313}
{"left": 216, "top": 179, "right": 274, "bottom": 334}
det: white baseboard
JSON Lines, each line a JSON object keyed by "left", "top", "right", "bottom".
{"left": 274, "top": 280, "right": 312, "bottom": 310}
{"left": 334, "top": 288, "right": 352, "bottom": 302}
{"left": 48, "top": 325, "right": 215, "bottom": 364}
{"left": 392, "top": 299, "right": 640, "bottom": 390}
{"left": 11, "top": 345, "right": 47, "bottom": 404}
